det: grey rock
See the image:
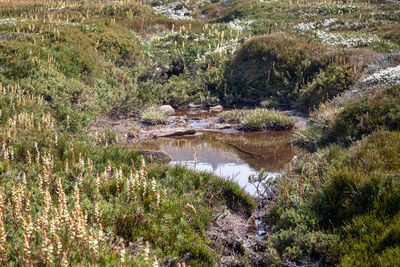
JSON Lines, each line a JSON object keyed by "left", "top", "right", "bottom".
{"left": 160, "top": 105, "right": 175, "bottom": 115}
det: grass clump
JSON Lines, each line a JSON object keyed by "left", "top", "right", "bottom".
{"left": 141, "top": 106, "right": 168, "bottom": 125}
{"left": 290, "top": 126, "right": 321, "bottom": 152}
{"left": 219, "top": 108, "right": 295, "bottom": 131}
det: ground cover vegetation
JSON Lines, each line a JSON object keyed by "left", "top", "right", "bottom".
{"left": 0, "top": 0, "right": 399, "bottom": 266}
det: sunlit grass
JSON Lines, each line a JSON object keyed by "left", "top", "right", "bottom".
{"left": 219, "top": 109, "right": 295, "bottom": 131}
{"left": 141, "top": 106, "right": 168, "bottom": 125}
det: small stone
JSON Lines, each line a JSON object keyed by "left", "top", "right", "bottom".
{"left": 159, "top": 105, "right": 175, "bottom": 115}
{"left": 210, "top": 105, "right": 223, "bottom": 112}
{"left": 188, "top": 102, "right": 205, "bottom": 109}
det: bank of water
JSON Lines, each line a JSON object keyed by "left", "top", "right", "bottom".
{"left": 133, "top": 109, "right": 295, "bottom": 195}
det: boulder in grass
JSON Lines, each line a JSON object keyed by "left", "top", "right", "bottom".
{"left": 159, "top": 105, "right": 175, "bottom": 115}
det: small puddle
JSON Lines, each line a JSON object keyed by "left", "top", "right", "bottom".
{"left": 133, "top": 109, "right": 294, "bottom": 195}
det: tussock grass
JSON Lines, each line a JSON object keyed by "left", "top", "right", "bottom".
{"left": 140, "top": 106, "right": 168, "bottom": 125}
{"left": 291, "top": 126, "right": 321, "bottom": 152}
{"left": 219, "top": 108, "right": 295, "bottom": 131}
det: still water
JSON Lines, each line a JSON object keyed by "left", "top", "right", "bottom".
{"left": 133, "top": 129, "right": 294, "bottom": 195}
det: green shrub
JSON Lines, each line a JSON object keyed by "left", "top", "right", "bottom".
{"left": 0, "top": 42, "right": 37, "bottom": 79}
{"left": 298, "top": 64, "right": 356, "bottom": 111}
{"left": 314, "top": 130, "right": 400, "bottom": 226}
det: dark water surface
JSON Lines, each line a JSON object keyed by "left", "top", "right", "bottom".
{"left": 133, "top": 126, "right": 294, "bottom": 195}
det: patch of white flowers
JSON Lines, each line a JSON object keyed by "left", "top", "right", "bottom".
{"left": 315, "top": 30, "right": 379, "bottom": 48}
{"left": 48, "top": 6, "right": 65, "bottom": 11}
{"left": 52, "top": 21, "right": 79, "bottom": 26}
{"left": 363, "top": 65, "right": 400, "bottom": 88}
{"left": 196, "top": 38, "right": 241, "bottom": 62}
{"left": 152, "top": 1, "right": 194, "bottom": 20}
{"left": 227, "top": 19, "right": 254, "bottom": 31}
{"left": 339, "top": 20, "right": 371, "bottom": 30}
{"left": 295, "top": 18, "right": 338, "bottom": 31}
{"left": 0, "top": 18, "right": 17, "bottom": 25}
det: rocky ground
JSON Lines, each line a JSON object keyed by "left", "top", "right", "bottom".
{"left": 91, "top": 105, "right": 236, "bottom": 141}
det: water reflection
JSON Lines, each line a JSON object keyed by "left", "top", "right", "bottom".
{"left": 133, "top": 130, "right": 294, "bottom": 195}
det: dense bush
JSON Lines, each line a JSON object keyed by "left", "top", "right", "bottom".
{"left": 298, "top": 64, "right": 356, "bottom": 111}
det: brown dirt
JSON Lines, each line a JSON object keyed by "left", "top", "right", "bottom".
{"left": 90, "top": 110, "right": 241, "bottom": 143}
